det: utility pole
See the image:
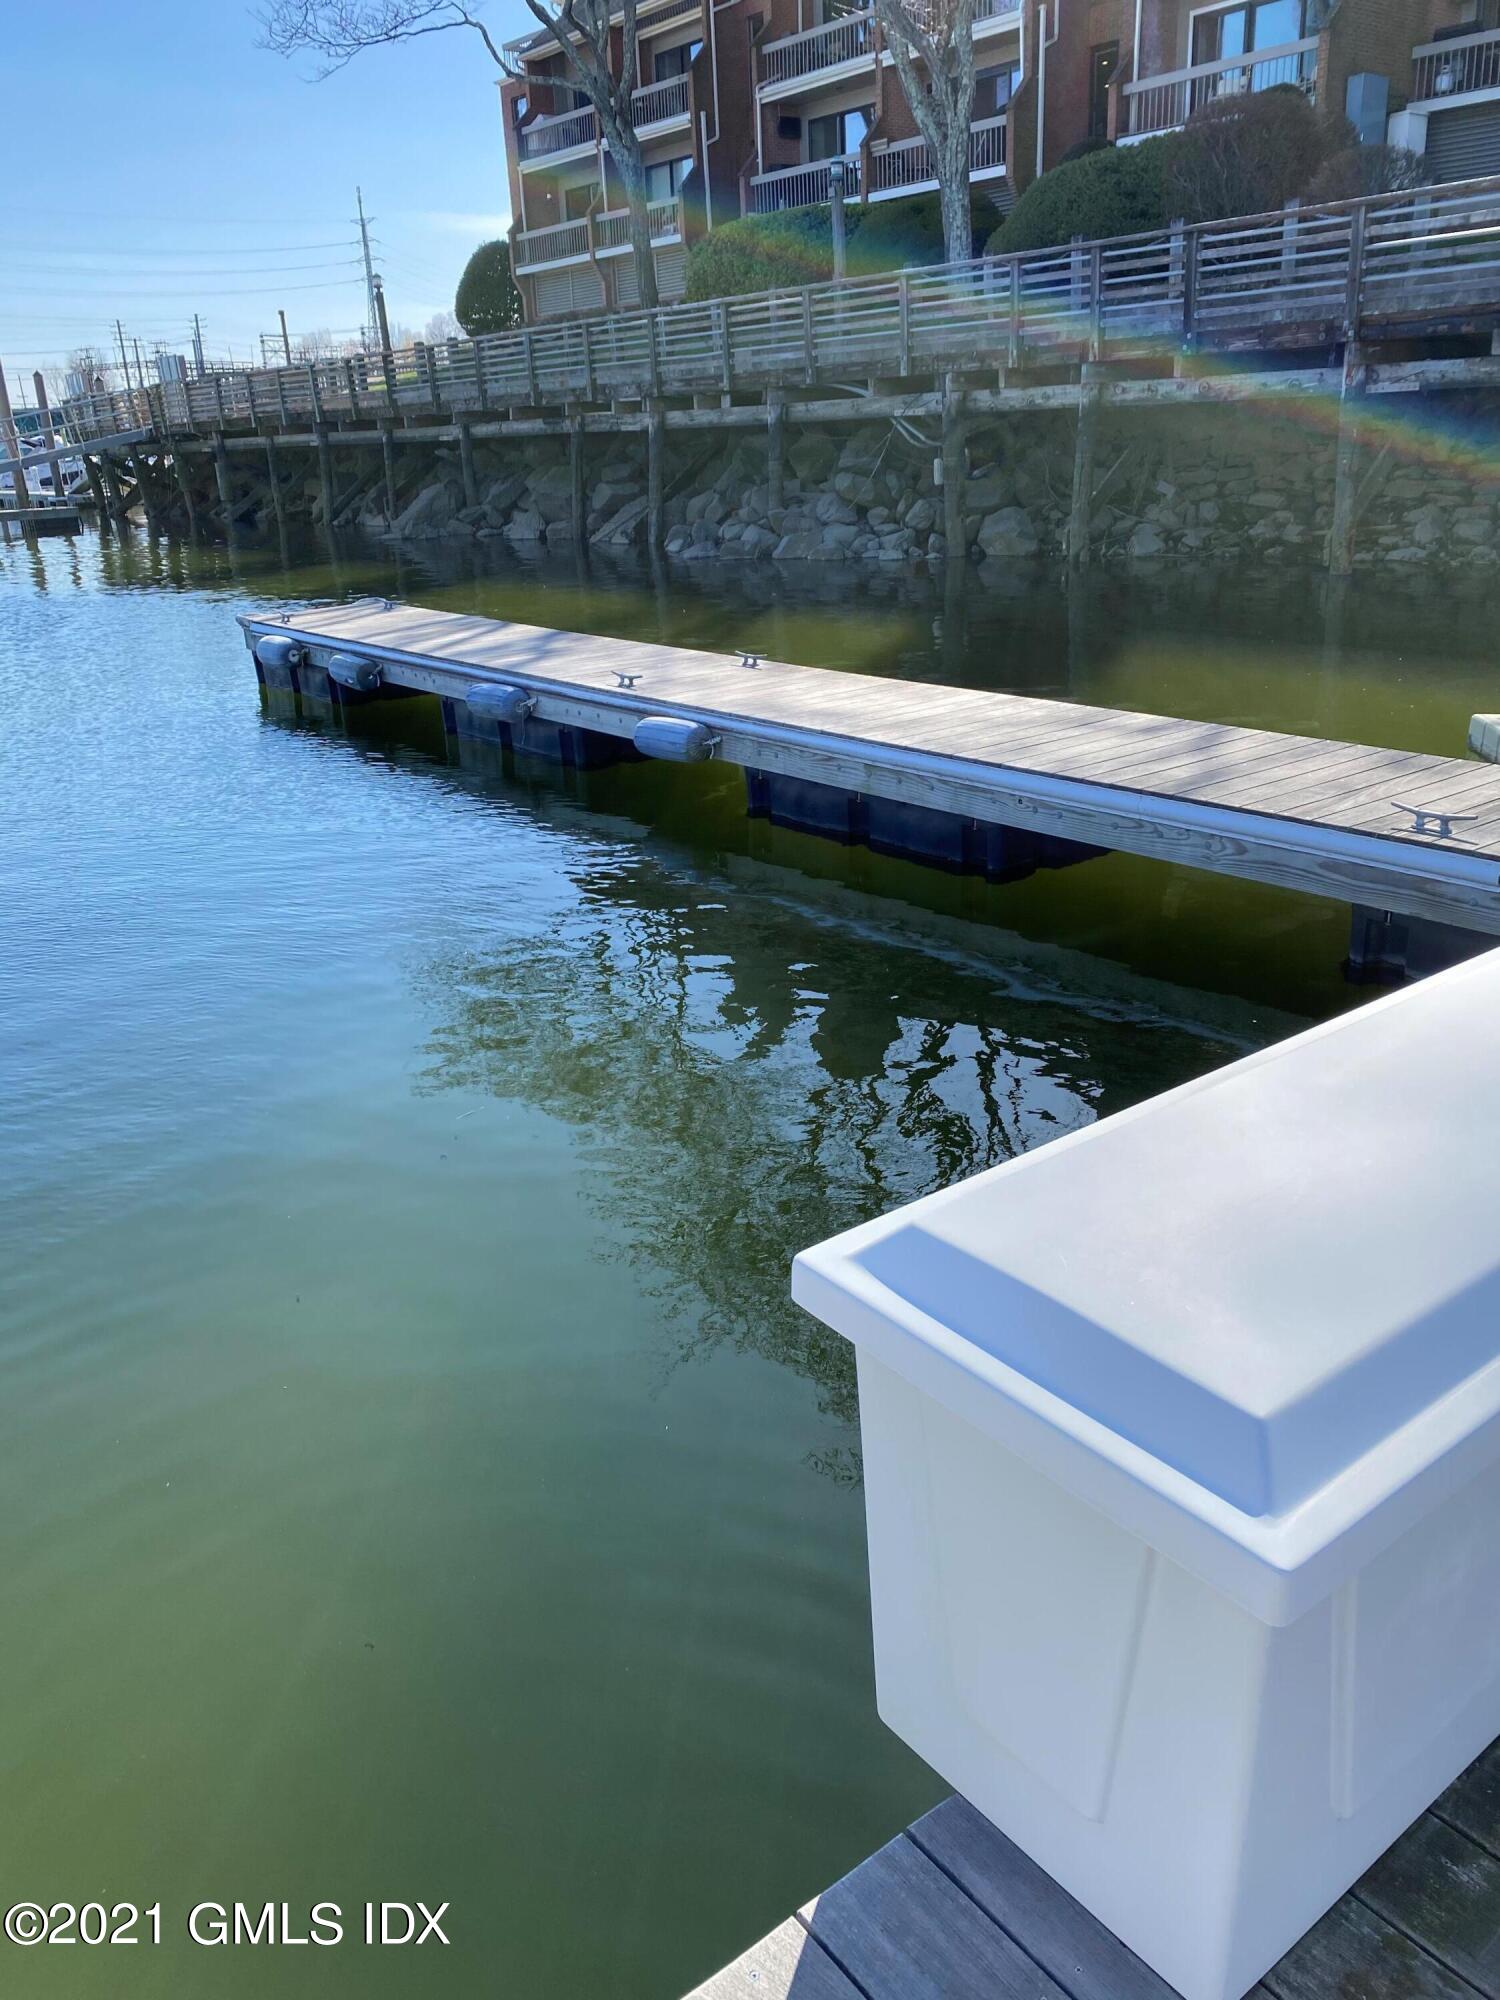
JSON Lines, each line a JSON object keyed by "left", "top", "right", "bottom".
{"left": 278, "top": 308, "right": 292, "bottom": 365}
{"left": 356, "top": 186, "right": 378, "bottom": 350}
{"left": 115, "top": 319, "right": 134, "bottom": 395}
{"left": 133, "top": 337, "right": 146, "bottom": 395}
{"left": 192, "top": 313, "right": 206, "bottom": 379}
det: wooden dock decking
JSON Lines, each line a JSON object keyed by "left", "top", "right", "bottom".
{"left": 685, "top": 1740, "right": 1500, "bottom": 2000}
{"left": 238, "top": 599, "right": 1500, "bottom": 939}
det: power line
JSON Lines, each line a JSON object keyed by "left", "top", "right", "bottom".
{"left": 0, "top": 238, "right": 366, "bottom": 259}
{"left": 11, "top": 258, "right": 366, "bottom": 283}
{"left": 9, "top": 276, "right": 368, "bottom": 300}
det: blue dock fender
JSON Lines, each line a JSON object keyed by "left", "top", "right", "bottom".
{"left": 633, "top": 716, "right": 718, "bottom": 763}
{"left": 324, "top": 652, "right": 382, "bottom": 692}
{"left": 464, "top": 682, "right": 537, "bottom": 727}
{"left": 253, "top": 634, "right": 305, "bottom": 671}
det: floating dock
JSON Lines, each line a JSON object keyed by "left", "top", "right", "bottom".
{"left": 239, "top": 599, "right": 1500, "bottom": 974}
{"left": 684, "top": 1740, "right": 1500, "bottom": 2000}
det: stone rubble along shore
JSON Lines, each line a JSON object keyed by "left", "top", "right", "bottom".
{"left": 339, "top": 402, "right": 1500, "bottom": 569}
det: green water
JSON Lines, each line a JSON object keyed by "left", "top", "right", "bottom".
{"left": 1, "top": 526, "right": 1494, "bottom": 1998}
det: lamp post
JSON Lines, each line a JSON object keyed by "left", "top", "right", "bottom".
{"left": 829, "top": 155, "right": 848, "bottom": 281}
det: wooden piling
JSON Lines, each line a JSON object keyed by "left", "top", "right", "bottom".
{"left": 767, "top": 396, "right": 785, "bottom": 513}
{"left": 381, "top": 428, "right": 397, "bottom": 523}
{"left": 1329, "top": 343, "right": 1366, "bottom": 578}
{"left": 131, "top": 453, "right": 161, "bottom": 533}
{"left": 99, "top": 454, "right": 128, "bottom": 523}
{"left": 315, "top": 427, "right": 335, "bottom": 529}
{"left": 1069, "top": 366, "right": 1102, "bottom": 570}
{"left": 0, "top": 359, "right": 33, "bottom": 511}
{"left": 264, "top": 439, "right": 285, "bottom": 538}
{"left": 941, "top": 375, "right": 966, "bottom": 561}
{"left": 458, "top": 419, "right": 479, "bottom": 510}
{"left": 172, "top": 450, "right": 198, "bottom": 538}
{"left": 212, "top": 433, "right": 234, "bottom": 516}
{"left": 85, "top": 455, "right": 113, "bottom": 537}
{"left": 647, "top": 404, "right": 665, "bottom": 552}
{"left": 570, "top": 420, "right": 586, "bottom": 545}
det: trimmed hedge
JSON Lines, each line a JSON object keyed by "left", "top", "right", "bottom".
{"left": 684, "top": 208, "right": 836, "bottom": 301}
{"left": 683, "top": 191, "right": 994, "bottom": 301}
{"left": 456, "top": 239, "right": 522, "bottom": 335}
{"left": 988, "top": 139, "right": 1178, "bottom": 255}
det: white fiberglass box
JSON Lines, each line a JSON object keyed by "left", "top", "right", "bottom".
{"left": 793, "top": 949, "right": 1500, "bottom": 2000}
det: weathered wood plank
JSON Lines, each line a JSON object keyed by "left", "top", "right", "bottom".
{"left": 1262, "top": 1888, "right": 1482, "bottom": 2000}
{"left": 680, "top": 1915, "right": 862, "bottom": 2000}
{"left": 908, "top": 1797, "right": 1182, "bottom": 2000}
{"left": 1357, "top": 1812, "right": 1500, "bottom": 1995}
{"left": 797, "top": 1830, "right": 1072, "bottom": 2000}
{"left": 1436, "top": 1742, "right": 1500, "bottom": 1861}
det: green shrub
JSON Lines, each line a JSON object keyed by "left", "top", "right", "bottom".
{"left": 684, "top": 209, "right": 837, "bottom": 300}
{"left": 1304, "top": 142, "right": 1429, "bottom": 205}
{"left": 987, "top": 138, "right": 1178, "bottom": 254}
{"left": 851, "top": 188, "right": 994, "bottom": 269}
{"left": 1166, "top": 87, "right": 1350, "bottom": 223}
{"left": 685, "top": 189, "right": 1001, "bottom": 301}
{"left": 456, "top": 240, "right": 522, "bottom": 334}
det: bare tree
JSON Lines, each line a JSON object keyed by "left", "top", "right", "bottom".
{"left": 257, "top": 0, "right": 659, "bottom": 309}
{"left": 871, "top": 0, "right": 978, "bottom": 267}
{"left": 425, "top": 309, "right": 463, "bottom": 343}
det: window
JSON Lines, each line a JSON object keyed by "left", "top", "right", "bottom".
{"left": 563, "top": 182, "right": 599, "bottom": 220}
{"left": 1191, "top": 0, "right": 1304, "bottom": 65}
{"left": 807, "top": 104, "right": 872, "bottom": 161}
{"left": 1088, "top": 42, "right": 1120, "bottom": 138}
{"left": 654, "top": 38, "right": 703, "bottom": 80}
{"left": 974, "top": 61, "right": 1021, "bottom": 118}
{"left": 511, "top": 94, "right": 530, "bottom": 127}
{"left": 645, "top": 155, "right": 693, "bottom": 200}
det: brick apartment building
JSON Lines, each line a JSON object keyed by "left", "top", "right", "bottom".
{"left": 501, "top": 0, "right": 1500, "bottom": 321}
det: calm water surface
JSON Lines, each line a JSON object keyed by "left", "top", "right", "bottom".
{"left": 2, "top": 527, "right": 1494, "bottom": 1999}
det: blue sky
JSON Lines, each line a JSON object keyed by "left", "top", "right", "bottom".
{"left": 2, "top": 0, "right": 535, "bottom": 398}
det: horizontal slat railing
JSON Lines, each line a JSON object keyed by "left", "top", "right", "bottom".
{"left": 55, "top": 176, "right": 1500, "bottom": 448}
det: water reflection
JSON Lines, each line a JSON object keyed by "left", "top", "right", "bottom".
{"left": 413, "top": 787, "right": 1271, "bottom": 1482}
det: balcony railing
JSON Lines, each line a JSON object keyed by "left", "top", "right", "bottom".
{"left": 759, "top": 10, "right": 873, "bottom": 90}
{"left": 513, "top": 218, "right": 594, "bottom": 270}
{"left": 631, "top": 74, "right": 691, "bottom": 126}
{"left": 514, "top": 197, "right": 684, "bottom": 272}
{"left": 518, "top": 103, "right": 599, "bottom": 162}
{"left": 593, "top": 196, "right": 686, "bottom": 251}
{"left": 749, "top": 154, "right": 862, "bottom": 213}
{"left": 1413, "top": 27, "right": 1500, "bottom": 102}
{"left": 1123, "top": 37, "right": 1317, "bottom": 138}
{"left": 868, "top": 114, "right": 1008, "bottom": 196}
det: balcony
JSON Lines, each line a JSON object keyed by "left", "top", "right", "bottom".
{"left": 509, "top": 0, "right": 700, "bottom": 56}
{"left": 759, "top": 12, "right": 874, "bottom": 96}
{"left": 518, "top": 103, "right": 599, "bottom": 165}
{"left": 748, "top": 154, "right": 862, "bottom": 213}
{"left": 513, "top": 196, "right": 685, "bottom": 273}
{"left": 756, "top": 0, "right": 1017, "bottom": 98}
{"left": 630, "top": 73, "right": 691, "bottom": 131}
{"left": 1412, "top": 27, "right": 1500, "bottom": 103}
{"left": 516, "top": 76, "right": 690, "bottom": 168}
{"left": 867, "top": 114, "right": 1007, "bottom": 198}
{"left": 1121, "top": 36, "right": 1317, "bottom": 140}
